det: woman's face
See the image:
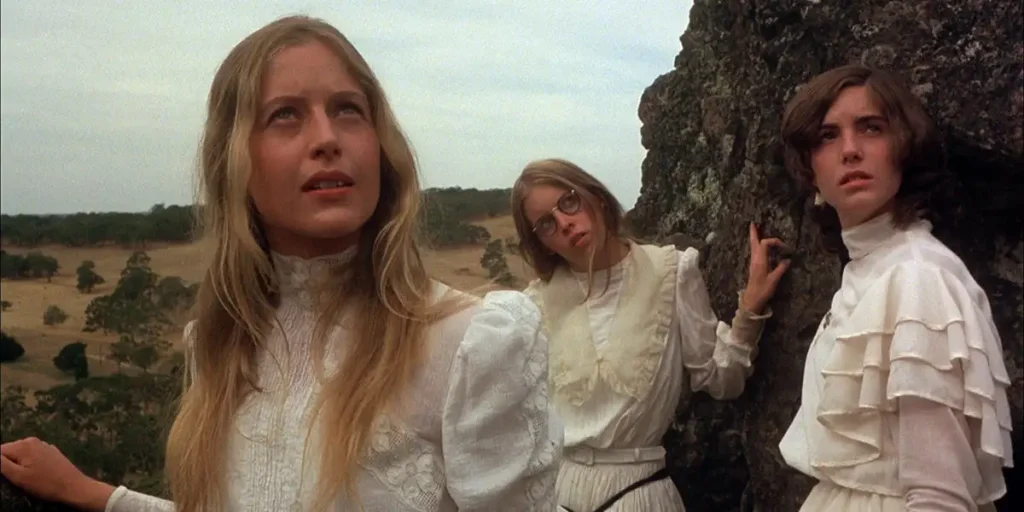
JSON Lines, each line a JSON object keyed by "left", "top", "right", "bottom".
{"left": 248, "top": 40, "right": 381, "bottom": 258}
{"left": 522, "top": 183, "right": 600, "bottom": 267}
{"left": 810, "top": 85, "right": 902, "bottom": 228}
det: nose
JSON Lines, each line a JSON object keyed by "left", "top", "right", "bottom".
{"left": 309, "top": 108, "right": 340, "bottom": 160}
{"left": 553, "top": 210, "right": 574, "bottom": 233}
{"left": 840, "top": 130, "right": 862, "bottom": 163}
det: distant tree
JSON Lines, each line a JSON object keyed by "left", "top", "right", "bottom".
{"left": 84, "top": 251, "right": 167, "bottom": 337}
{"left": 0, "top": 332, "right": 24, "bottom": 363}
{"left": 43, "top": 305, "right": 69, "bottom": 326}
{"left": 503, "top": 236, "right": 520, "bottom": 255}
{"left": 0, "top": 300, "right": 11, "bottom": 311}
{"left": 83, "top": 252, "right": 172, "bottom": 372}
{"left": 109, "top": 333, "right": 168, "bottom": 372}
{"left": 76, "top": 260, "right": 105, "bottom": 293}
{"left": 53, "top": 342, "right": 89, "bottom": 381}
{"left": 155, "top": 276, "right": 196, "bottom": 312}
{"left": 480, "top": 240, "right": 518, "bottom": 288}
{"left": 0, "top": 251, "right": 29, "bottom": 279}
{"left": 23, "top": 252, "right": 59, "bottom": 281}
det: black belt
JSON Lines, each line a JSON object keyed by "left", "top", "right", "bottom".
{"left": 561, "top": 467, "right": 671, "bottom": 512}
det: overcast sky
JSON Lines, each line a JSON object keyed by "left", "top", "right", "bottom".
{"left": 0, "top": 1, "right": 692, "bottom": 215}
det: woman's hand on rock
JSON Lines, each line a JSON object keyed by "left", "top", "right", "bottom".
{"left": 1, "top": 437, "right": 115, "bottom": 512}
{"left": 740, "top": 222, "right": 791, "bottom": 314}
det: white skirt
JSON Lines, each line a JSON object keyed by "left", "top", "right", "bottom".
{"left": 555, "top": 459, "right": 684, "bottom": 512}
{"left": 800, "top": 481, "right": 997, "bottom": 512}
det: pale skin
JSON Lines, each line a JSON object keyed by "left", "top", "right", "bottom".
{"left": 0, "top": 40, "right": 385, "bottom": 510}
{"left": 810, "top": 85, "right": 902, "bottom": 229}
{"left": 521, "top": 184, "right": 790, "bottom": 313}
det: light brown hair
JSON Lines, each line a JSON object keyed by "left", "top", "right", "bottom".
{"left": 164, "top": 15, "right": 469, "bottom": 511}
{"left": 511, "top": 158, "right": 630, "bottom": 284}
{"left": 781, "top": 64, "right": 949, "bottom": 246}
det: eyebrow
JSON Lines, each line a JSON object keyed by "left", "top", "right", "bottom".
{"left": 260, "top": 90, "right": 369, "bottom": 112}
{"left": 820, "top": 114, "right": 888, "bottom": 128}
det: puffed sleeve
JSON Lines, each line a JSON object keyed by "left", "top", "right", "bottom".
{"left": 441, "top": 290, "right": 562, "bottom": 511}
{"left": 813, "top": 260, "right": 1012, "bottom": 506}
{"left": 675, "top": 247, "right": 771, "bottom": 399}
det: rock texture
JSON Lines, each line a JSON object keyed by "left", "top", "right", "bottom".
{"left": 0, "top": 476, "right": 74, "bottom": 512}
{"left": 632, "top": 0, "right": 1023, "bottom": 511}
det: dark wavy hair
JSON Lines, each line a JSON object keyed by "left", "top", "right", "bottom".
{"left": 781, "top": 64, "right": 951, "bottom": 251}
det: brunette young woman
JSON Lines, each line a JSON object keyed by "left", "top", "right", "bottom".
{"left": 778, "top": 64, "right": 1013, "bottom": 511}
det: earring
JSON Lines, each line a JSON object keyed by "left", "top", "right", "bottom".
{"left": 813, "top": 192, "right": 826, "bottom": 206}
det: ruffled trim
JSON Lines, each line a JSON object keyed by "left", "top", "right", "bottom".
{"left": 812, "top": 261, "right": 1012, "bottom": 502}
{"left": 545, "top": 243, "right": 677, "bottom": 406}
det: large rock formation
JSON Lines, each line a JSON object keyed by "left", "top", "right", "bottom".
{"left": 633, "top": 0, "right": 1023, "bottom": 510}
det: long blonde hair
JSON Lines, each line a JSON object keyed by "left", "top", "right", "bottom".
{"left": 511, "top": 158, "right": 631, "bottom": 292}
{"left": 164, "top": 15, "right": 467, "bottom": 511}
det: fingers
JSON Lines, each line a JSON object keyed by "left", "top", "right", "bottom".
{"left": 0, "top": 437, "right": 45, "bottom": 464}
{"left": 749, "top": 222, "right": 759, "bottom": 249}
{"left": 759, "top": 237, "right": 789, "bottom": 250}
{"left": 0, "top": 454, "right": 24, "bottom": 482}
{"left": 768, "top": 258, "right": 792, "bottom": 282}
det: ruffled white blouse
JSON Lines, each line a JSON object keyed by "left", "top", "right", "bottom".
{"left": 779, "top": 213, "right": 1013, "bottom": 509}
{"left": 104, "top": 250, "right": 561, "bottom": 512}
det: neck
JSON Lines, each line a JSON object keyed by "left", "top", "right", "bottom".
{"left": 840, "top": 211, "right": 901, "bottom": 260}
{"left": 568, "top": 238, "right": 630, "bottom": 272}
{"left": 265, "top": 230, "right": 360, "bottom": 259}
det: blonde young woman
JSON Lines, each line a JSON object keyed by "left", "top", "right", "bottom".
{"left": 511, "top": 159, "right": 791, "bottom": 512}
{"left": 0, "top": 16, "right": 560, "bottom": 512}
{"left": 777, "top": 65, "right": 1013, "bottom": 511}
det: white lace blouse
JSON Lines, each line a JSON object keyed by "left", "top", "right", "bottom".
{"left": 104, "top": 250, "right": 561, "bottom": 512}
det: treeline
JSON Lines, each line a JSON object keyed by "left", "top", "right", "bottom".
{"left": 0, "top": 250, "right": 59, "bottom": 280}
{"left": 0, "top": 204, "right": 193, "bottom": 248}
{"left": 0, "top": 187, "right": 512, "bottom": 248}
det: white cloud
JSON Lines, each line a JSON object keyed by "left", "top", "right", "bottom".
{"left": 0, "top": 0, "right": 692, "bottom": 214}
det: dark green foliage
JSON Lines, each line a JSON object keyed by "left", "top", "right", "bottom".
{"left": 154, "top": 276, "right": 197, "bottom": 312}
{"left": 480, "top": 239, "right": 518, "bottom": 288}
{"left": 75, "top": 260, "right": 105, "bottom": 293}
{"left": 84, "top": 252, "right": 168, "bottom": 337}
{"left": 419, "top": 187, "right": 511, "bottom": 247}
{"left": 0, "top": 251, "right": 59, "bottom": 281}
{"left": 0, "top": 373, "right": 178, "bottom": 498}
{"left": 0, "top": 204, "right": 193, "bottom": 247}
{"left": 53, "top": 342, "right": 89, "bottom": 381}
{"left": 43, "top": 305, "right": 68, "bottom": 326}
{"left": 1, "top": 300, "right": 11, "bottom": 311}
{"left": 0, "top": 331, "right": 24, "bottom": 362}
{"left": 83, "top": 252, "right": 175, "bottom": 372}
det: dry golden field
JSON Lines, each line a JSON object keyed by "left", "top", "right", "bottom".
{"left": 0, "top": 215, "right": 531, "bottom": 391}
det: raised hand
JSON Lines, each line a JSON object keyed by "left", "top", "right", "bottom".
{"left": 0, "top": 437, "right": 114, "bottom": 512}
{"left": 740, "top": 222, "right": 791, "bottom": 314}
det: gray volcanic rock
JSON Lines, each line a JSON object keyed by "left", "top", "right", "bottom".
{"left": 634, "top": 1, "right": 1022, "bottom": 511}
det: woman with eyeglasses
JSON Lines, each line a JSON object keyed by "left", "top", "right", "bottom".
{"left": 511, "top": 158, "right": 791, "bottom": 512}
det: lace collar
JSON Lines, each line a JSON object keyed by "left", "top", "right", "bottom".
{"left": 270, "top": 247, "right": 356, "bottom": 307}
